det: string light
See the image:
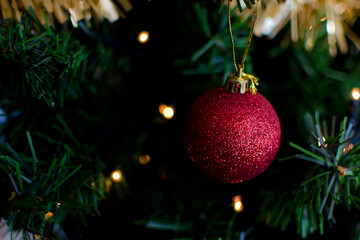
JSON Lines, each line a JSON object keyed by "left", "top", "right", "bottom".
{"left": 232, "top": 195, "right": 244, "bottom": 212}
{"left": 158, "top": 104, "right": 167, "bottom": 114}
{"left": 163, "top": 107, "right": 174, "bottom": 119}
{"left": 139, "top": 154, "right": 151, "bottom": 165}
{"left": 45, "top": 212, "right": 53, "bottom": 221}
{"left": 351, "top": 87, "right": 360, "bottom": 101}
{"left": 111, "top": 170, "right": 122, "bottom": 182}
{"left": 138, "top": 31, "right": 150, "bottom": 44}
{"left": 158, "top": 104, "right": 175, "bottom": 119}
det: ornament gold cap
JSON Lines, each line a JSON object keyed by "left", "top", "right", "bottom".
{"left": 224, "top": 69, "right": 259, "bottom": 95}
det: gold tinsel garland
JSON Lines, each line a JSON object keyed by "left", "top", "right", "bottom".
{"left": 0, "top": 0, "right": 132, "bottom": 27}
{"left": 231, "top": 0, "right": 360, "bottom": 56}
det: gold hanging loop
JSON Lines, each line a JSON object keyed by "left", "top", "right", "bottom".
{"left": 225, "top": 0, "right": 261, "bottom": 95}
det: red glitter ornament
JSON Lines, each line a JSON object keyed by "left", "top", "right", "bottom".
{"left": 183, "top": 86, "right": 281, "bottom": 183}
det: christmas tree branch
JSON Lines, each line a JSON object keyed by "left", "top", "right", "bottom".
{"left": 0, "top": 15, "right": 114, "bottom": 108}
{"left": 0, "top": 122, "right": 105, "bottom": 239}
{"left": 261, "top": 112, "right": 360, "bottom": 238}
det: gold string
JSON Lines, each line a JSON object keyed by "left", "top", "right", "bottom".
{"left": 241, "top": 0, "right": 261, "bottom": 72}
{"left": 228, "top": 0, "right": 261, "bottom": 74}
{"left": 228, "top": 0, "right": 238, "bottom": 73}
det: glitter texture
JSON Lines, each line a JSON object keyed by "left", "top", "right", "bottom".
{"left": 183, "top": 86, "right": 281, "bottom": 183}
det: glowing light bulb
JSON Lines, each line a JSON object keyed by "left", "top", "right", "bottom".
{"left": 158, "top": 104, "right": 175, "bottom": 119}
{"left": 45, "top": 212, "right": 53, "bottom": 221}
{"left": 163, "top": 107, "right": 174, "bottom": 119}
{"left": 158, "top": 104, "right": 167, "bottom": 114}
{"left": 139, "top": 154, "right": 151, "bottom": 165}
{"left": 138, "top": 31, "right": 149, "bottom": 44}
{"left": 351, "top": 87, "right": 360, "bottom": 101}
{"left": 111, "top": 170, "right": 122, "bottom": 182}
{"left": 232, "top": 195, "right": 244, "bottom": 212}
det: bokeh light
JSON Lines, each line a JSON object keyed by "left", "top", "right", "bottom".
{"left": 139, "top": 154, "right": 151, "bottom": 165}
{"left": 232, "top": 195, "right": 244, "bottom": 212}
{"left": 111, "top": 170, "right": 122, "bottom": 182}
{"left": 159, "top": 104, "right": 175, "bottom": 119}
{"left": 351, "top": 87, "right": 360, "bottom": 101}
{"left": 138, "top": 31, "right": 149, "bottom": 44}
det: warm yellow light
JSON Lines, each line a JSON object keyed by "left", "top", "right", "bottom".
{"left": 158, "top": 104, "right": 167, "bottom": 114}
{"left": 138, "top": 31, "right": 149, "bottom": 43}
{"left": 139, "top": 154, "right": 151, "bottom": 165}
{"left": 45, "top": 212, "right": 53, "bottom": 221}
{"left": 163, "top": 107, "right": 174, "bottom": 119}
{"left": 111, "top": 170, "right": 122, "bottom": 182}
{"left": 232, "top": 195, "right": 244, "bottom": 212}
{"left": 351, "top": 87, "right": 360, "bottom": 101}
{"left": 158, "top": 104, "right": 175, "bottom": 119}
{"left": 234, "top": 201, "right": 243, "bottom": 211}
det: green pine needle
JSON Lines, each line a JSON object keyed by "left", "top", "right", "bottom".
{"left": 41, "top": 157, "right": 59, "bottom": 189}
{"left": 289, "top": 142, "right": 326, "bottom": 163}
{"left": 56, "top": 115, "right": 80, "bottom": 146}
{"left": 26, "top": 131, "right": 38, "bottom": 176}
{"left": 52, "top": 164, "right": 82, "bottom": 192}
{"left": 301, "top": 171, "right": 331, "bottom": 187}
{"left": 15, "top": 162, "right": 23, "bottom": 193}
{"left": 267, "top": 113, "right": 360, "bottom": 238}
